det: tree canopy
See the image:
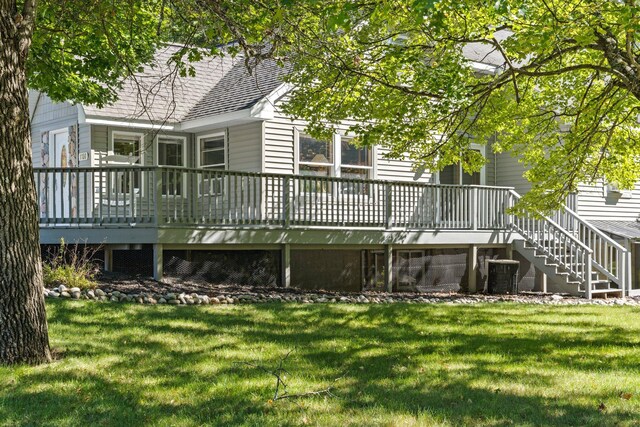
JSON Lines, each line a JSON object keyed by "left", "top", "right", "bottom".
{"left": 176, "top": 0, "right": 640, "bottom": 212}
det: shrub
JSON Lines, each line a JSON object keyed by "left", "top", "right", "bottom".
{"left": 42, "top": 239, "right": 100, "bottom": 290}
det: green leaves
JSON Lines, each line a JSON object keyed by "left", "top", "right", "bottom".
{"left": 29, "top": 0, "right": 161, "bottom": 107}
{"left": 230, "top": 0, "right": 640, "bottom": 213}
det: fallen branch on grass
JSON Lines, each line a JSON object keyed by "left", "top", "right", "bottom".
{"left": 235, "top": 348, "right": 346, "bottom": 401}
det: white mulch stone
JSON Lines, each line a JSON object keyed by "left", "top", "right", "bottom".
{"left": 42, "top": 285, "right": 640, "bottom": 307}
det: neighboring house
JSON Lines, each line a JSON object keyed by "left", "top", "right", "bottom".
{"left": 30, "top": 44, "right": 640, "bottom": 298}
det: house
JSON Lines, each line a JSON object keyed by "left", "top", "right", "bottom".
{"left": 29, "top": 44, "right": 640, "bottom": 298}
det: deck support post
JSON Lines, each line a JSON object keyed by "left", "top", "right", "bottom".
{"left": 506, "top": 243, "right": 514, "bottom": 260}
{"left": 103, "top": 246, "right": 113, "bottom": 272}
{"left": 468, "top": 245, "right": 478, "bottom": 293}
{"left": 534, "top": 268, "right": 547, "bottom": 293}
{"left": 384, "top": 244, "right": 393, "bottom": 293}
{"left": 153, "top": 243, "right": 163, "bottom": 281}
{"left": 281, "top": 243, "right": 291, "bottom": 288}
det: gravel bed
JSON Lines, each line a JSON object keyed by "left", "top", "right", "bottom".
{"left": 42, "top": 274, "right": 640, "bottom": 306}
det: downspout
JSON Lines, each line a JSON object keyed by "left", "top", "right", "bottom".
{"left": 493, "top": 132, "right": 497, "bottom": 186}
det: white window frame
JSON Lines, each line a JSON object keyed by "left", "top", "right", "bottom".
{"left": 109, "top": 131, "right": 145, "bottom": 165}
{"left": 197, "top": 132, "right": 227, "bottom": 170}
{"left": 295, "top": 130, "right": 375, "bottom": 199}
{"left": 155, "top": 135, "right": 188, "bottom": 197}
{"left": 339, "top": 135, "right": 374, "bottom": 189}
{"left": 107, "top": 131, "right": 145, "bottom": 196}
{"left": 196, "top": 132, "right": 227, "bottom": 196}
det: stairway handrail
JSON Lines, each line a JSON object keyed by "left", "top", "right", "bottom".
{"left": 508, "top": 190, "right": 592, "bottom": 253}
{"left": 561, "top": 206, "right": 627, "bottom": 252}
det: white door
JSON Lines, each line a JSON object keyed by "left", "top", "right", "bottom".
{"left": 48, "top": 129, "right": 70, "bottom": 219}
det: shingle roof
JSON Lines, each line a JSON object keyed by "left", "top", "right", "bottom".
{"left": 590, "top": 220, "right": 640, "bottom": 239}
{"left": 183, "top": 59, "right": 287, "bottom": 122}
{"left": 83, "top": 37, "right": 507, "bottom": 124}
{"left": 82, "top": 44, "right": 242, "bottom": 123}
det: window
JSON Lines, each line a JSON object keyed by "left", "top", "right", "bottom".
{"left": 298, "top": 135, "right": 333, "bottom": 177}
{"left": 439, "top": 148, "right": 484, "bottom": 185}
{"left": 198, "top": 133, "right": 226, "bottom": 195}
{"left": 157, "top": 137, "right": 186, "bottom": 196}
{"left": 158, "top": 137, "right": 185, "bottom": 167}
{"left": 199, "top": 133, "right": 225, "bottom": 169}
{"left": 340, "top": 138, "right": 372, "bottom": 194}
{"left": 113, "top": 133, "right": 142, "bottom": 163}
{"left": 297, "top": 132, "right": 373, "bottom": 194}
{"left": 111, "top": 132, "right": 143, "bottom": 193}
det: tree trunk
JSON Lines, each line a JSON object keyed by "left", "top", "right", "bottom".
{"left": 0, "top": 3, "right": 51, "bottom": 365}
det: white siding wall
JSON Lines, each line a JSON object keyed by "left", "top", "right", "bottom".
{"left": 494, "top": 151, "right": 530, "bottom": 194}
{"left": 576, "top": 182, "right": 640, "bottom": 221}
{"left": 376, "top": 146, "right": 433, "bottom": 183}
{"left": 264, "top": 101, "right": 433, "bottom": 182}
{"left": 263, "top": 111, "right": 296, "bottom": 175}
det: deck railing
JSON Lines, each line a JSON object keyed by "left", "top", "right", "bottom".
{"left": 34, "top": 166, "right": 514, "bottom": 230}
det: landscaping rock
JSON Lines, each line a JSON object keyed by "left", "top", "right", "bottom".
{"left": 42, "top": 283, "right": 640, "bottom": 308}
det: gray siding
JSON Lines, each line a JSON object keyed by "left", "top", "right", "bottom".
{"left": 90, "top": 125, "right": 192, "bottom": 167}
{"left": 576, "top": 181, "right": 640, "bottom": 221}
{"left": 29, "top": 91, "right": 79, "bottom": 165}
{"left": 494, "top": 151, "right": 530, "bottom": 194}
{"left": 228, "top": 122, "right": 262, "bottom": 172}
{"left": 77, "top": 123, "right": 92, "bottom": 167}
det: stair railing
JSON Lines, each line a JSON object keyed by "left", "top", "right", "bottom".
{"left": 508, "top": 191, "right": 593, "bottom": 295}
{"left": 551, "top": 205, "right": 628, "bottom": 294}
{"left": 509, "top": 190, "right": 630, "bottom": 297}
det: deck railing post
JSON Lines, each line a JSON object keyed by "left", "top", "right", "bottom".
{"left": 283, "top": 175, "right": 291, "bottom": 228}
{"left": 385, "top": 182, "right": 392, "bottom": 229}
{"left": 154, "top": 167, "right": 164, "bottom": 226}
{"left": 471, "top": 187, "right": 478, "bottom": 230}
{"left": 585, "top": 253, "right": 593, "bottom": 299}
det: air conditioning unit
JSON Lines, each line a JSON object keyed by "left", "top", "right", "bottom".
{"left": 606, "top": 182, "right": 633, "bottom": 199}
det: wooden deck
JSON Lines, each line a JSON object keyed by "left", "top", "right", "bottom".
{"left": 35, "top": 166, "right": 515, "bottom": 232}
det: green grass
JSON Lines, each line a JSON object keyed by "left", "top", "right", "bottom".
{"left": 1, "top": 301, "right": 640, "bottom": 426}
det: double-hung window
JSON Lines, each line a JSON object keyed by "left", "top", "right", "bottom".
{"left": 340, "top": 138, "right": 372, "bottom": 194}
{"left": 111, "top": 132, "right": 143, "bottom": 193}
{"left": 298, "top": 135, "right": 334, "bottom": 193}
{"left": 199, "top": 134, "right": 225, "bottom": 169}
{"left": 198, "top": 133, "right": 226, "bottom": 195}
{"left": 157, "top": 136, "right": 186, "bottom": 196}
{"left": 297, "top": 132, "right": 373, "bottom": 195}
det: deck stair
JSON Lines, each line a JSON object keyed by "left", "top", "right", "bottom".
{"left": 508, "top": 190, "right": 629, "bottom": 299}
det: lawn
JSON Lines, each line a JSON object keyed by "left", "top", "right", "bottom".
{"left": 1, "top": 301, "right": 640, "bottom": 426}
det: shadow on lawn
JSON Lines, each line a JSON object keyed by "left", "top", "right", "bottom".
{"left": 1, "top": 301, "right": 639, "bottom": 426}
